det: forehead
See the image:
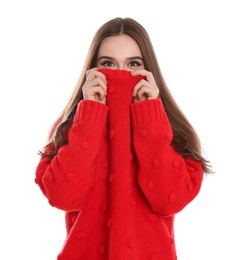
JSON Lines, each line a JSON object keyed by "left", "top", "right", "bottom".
{"left": 98, "top": 34, "right": 142, "bottom": 56}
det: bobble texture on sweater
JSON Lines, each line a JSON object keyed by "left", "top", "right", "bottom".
{"left": 35, "top": 69, "right": 202, "bottom": 260}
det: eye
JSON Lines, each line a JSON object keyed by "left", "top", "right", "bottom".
{"left": 100, "top": 60, "right": 115, "bottom": 67}
{"left": 128, "top": 61, "right": 142, "bottom": 67}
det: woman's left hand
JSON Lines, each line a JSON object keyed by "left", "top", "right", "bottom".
{"left": 131, "top": 69, "right": 159, "bottom": 103}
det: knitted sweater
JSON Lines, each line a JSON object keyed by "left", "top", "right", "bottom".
{"left": 35, "top": 69, "right": 203, "bottom": 260}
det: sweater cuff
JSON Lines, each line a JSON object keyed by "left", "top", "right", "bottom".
{"left": 74, "top": 100, "right": 109, "bottom": 126}
{"left": 131, "top": 98, "right": 167, "bottom": 126}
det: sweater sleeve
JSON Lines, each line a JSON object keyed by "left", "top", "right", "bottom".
{"left": 34, "top": 100, "right": 109, "bottom": 211}
{"left": 131, "top": 98, "right": 203, "bottom": 216}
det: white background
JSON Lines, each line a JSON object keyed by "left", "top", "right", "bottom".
{"left": 0, "top": 0, "right": 235, "bottom": 259}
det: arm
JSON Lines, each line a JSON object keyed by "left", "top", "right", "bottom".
{"left": 35, "top": 100, "right": 109, "bottom": 211}
{"left": 131, "top": 98, "right": 203, "bottom": 216}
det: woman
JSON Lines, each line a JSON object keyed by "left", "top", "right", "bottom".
{"left": 35, "top": 17, "right": 212, "bottom": 260}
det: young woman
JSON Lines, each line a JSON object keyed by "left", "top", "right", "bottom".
{"left": 35, "top": 17, "right": 212, "bottom": 260}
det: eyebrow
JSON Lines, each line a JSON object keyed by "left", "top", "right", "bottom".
{"left": 97, "top": 55, "right": 143, "bottom": 61}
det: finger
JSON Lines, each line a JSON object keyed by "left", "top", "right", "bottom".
{"left": 92, "top": 86, "right": 106, "bottom": 101}
{"left": 91, "top": 77, "right": 107, "bottom": 94}
{"left": 86, "top": 68, "right": 97, "bottom": 81}
{"left": 131, "top": 70, "right": 156, "bottom": 85}
{"left": 132, "top": 80, "right": 145, "bottom": 97}
{"left": 86, "top": 69, "right": 107, "bottom": 84}
{"left": 85, "top": 85, "right": 106, "bottom": 101}
{"left": 83, "top": 77, "right": 107, "bottom": 94}
{"left": 137, "top": 86, "right": 151, "bottom": 100}
{"left": 138, "top": 86, "right": 159, "bottom": 100}
{"left": 133, "top": 79, "right": 159, "bottom": 101}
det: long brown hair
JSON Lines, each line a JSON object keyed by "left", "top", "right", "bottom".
{"left": 38, "top": 17, "right": 212, "bottom": 174}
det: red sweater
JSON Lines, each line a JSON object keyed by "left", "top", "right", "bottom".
{"left": 35, "top": 69, "right": 203, "bottom": 260}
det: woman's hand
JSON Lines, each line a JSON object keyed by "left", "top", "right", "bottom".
{"left": 131, "top": 69, "right": 159, "bottom": 103}
{"left": 82, "top": 68, "right": 107, "bottom": 105}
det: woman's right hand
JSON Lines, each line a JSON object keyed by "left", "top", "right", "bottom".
{"left": 82, "top": 68, "right": 107, "bottom": 105}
